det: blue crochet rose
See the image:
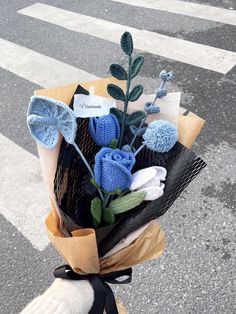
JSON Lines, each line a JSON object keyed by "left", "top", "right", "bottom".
{"left": 94, "top": 147, "right": 135, "bottom": 192}
{"left": 89, "top": 114, "right": 120, "bottom": 146}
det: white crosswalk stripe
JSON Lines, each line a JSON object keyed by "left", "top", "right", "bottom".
{"left": 0, "top": 134, "right": 50, "bottom": 251}
{"left": 18, "top": 3, "right": 236, "bottom": 74}
{"left": 0, "top": 38, "right": 98, "bottom": 88}
{"left": 110, "top": 0, "right": 236, "bottom": 26}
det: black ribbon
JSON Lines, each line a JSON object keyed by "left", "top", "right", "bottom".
{"left": 54, "top": 265, "right": 132, "bottom": 314}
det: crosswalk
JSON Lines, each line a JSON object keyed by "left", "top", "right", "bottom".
{"left": 0, "top": 1, "right": 235, "bottom": 252}
{"left": 18, "top": 3, "right": 236, "bottom": 74}
{"left": 111, "top": 0, "right": 236, "bottom": 26}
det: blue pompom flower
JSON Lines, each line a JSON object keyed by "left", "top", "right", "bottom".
{"left": 89, "top": 114, "right": 120, "bottom": 146}
{"left": 27, "top": 96, "right": 77, "bottom": 148}
{"left": 94, "top": 147, "right": 135, "bottom": 192}
{"left": 143, "top": 120, "right": 178, "bottom": 153}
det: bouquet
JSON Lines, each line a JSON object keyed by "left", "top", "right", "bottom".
{"left": 27, "top": 32, "right": 206, "bottom": 313}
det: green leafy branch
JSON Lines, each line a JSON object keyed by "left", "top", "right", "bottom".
{"left": 107, "top": 32, "right": 144, "bottom": 148}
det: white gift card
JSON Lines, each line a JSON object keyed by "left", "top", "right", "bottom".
{"left": 73, "top": 94, "right": 116, "bottom": 118}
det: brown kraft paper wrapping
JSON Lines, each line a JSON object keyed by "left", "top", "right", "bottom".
{"left": 46, "top": 203, "right": 165, "bottom": 275}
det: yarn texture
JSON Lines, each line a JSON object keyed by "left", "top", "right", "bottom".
{"left": 27, "top": 96, "right": 77, "bottom": 149}
{"left": 89, "top": 114, "right": 120, "bottom": 146}
{"left": 19, "top": 279, "right": 94, "bottom": 314}
{"left": 130, "top": 166, "right": 167, "bottom": 201}
{"left": 143, "top": 120, "right": 178, "bottom": 153}
{"left": 94, "top": 147, "right": 135, "bottom": 192}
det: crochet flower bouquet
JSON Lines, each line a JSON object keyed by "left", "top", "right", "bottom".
{"left": 27, "top": 32, "right": 206, "bottom": 314}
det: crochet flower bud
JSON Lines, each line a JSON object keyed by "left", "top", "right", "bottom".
{"left": 144, "top": 102, "right": 160, "bottom": 114}
{"left": 89, "top": 114, "right": 120, "bottom": 147}
{"left": 130, "top": 166, "right": 167, "bottom": 201}
{"left": 94, "top": 147, "right": 135, "bottom": 192}
{"left": 159, "top": 70, "right": 173, "bottom": 82}
{"left": 143, "top": 120, "right": 178, "bottom": 153}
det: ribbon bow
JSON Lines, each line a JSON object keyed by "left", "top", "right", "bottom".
{"left": 54, "top": 265, "right": 132, "bottom": 314}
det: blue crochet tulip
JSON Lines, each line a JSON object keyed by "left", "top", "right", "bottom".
{"left": 142, "top": 120, "right": 178, "bottom": 153}
{"left": 94, "top": 147, "right": 135, "bottom": 192}
{"left": 27, "top": 96, "right": 77, "bottom": 148}
{"left": 89, "top": 114, "right": 120, "bottom": 147}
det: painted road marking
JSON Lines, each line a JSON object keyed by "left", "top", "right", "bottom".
{"left": 0, "top": 38, "right": 98, "bottom": 88}
{"left": 18, "top": 3, "right": 236, "bottom": 74}
{"left": 111, "top": 0, "right": 236, "bottom": 27}
{"left": 0, "top": 134, "right": 50, "bottom": 251}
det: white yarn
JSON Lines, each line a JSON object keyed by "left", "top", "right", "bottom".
{"left": 130, "top": 166, "right": 167, "bottom": 201}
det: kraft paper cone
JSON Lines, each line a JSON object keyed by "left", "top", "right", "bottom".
{"left": 99, "top": 221, "right": 165, "bottom": 274}
{"left": 178, "top": 112, "right": 205, "bottom": 149}
{"left": 46, "top": 207, "right": 165, "bottom": 275}
{"left": 46, "top": 209, "right": 100, "bottom": 274}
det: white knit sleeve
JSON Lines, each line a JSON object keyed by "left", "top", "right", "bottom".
{"left": 19, "top": 279, "right": 94, "bottom": 314}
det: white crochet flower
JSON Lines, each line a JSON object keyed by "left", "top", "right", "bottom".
{"left": 130, "top": 166, "right": 167, "bottom": 201}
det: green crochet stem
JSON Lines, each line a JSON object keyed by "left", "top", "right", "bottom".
{"left": 72, "top": 142, "right": 104, "bottom": 201}
{"left": 118, "top": 55, "right": 132, "bottom": 148}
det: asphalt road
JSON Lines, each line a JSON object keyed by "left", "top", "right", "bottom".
{"left": 0, "top": 1, "right": 235, "bottom": 313}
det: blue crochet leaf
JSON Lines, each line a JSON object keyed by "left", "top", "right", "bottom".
{"left": 27, "top": 96, "right": 77, "bottom": 149}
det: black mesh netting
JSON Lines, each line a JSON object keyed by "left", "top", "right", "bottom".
{"left": 54, "top": 85, "right": 206, "bottom": 257}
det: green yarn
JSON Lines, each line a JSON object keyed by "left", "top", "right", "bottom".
{"left": 131, "top": 56, "right": 144, "bottom": 79}
{"left": 120, "top": 32, "right": 133, "bottom": 56}
{"left": 109, "top": 191, "right": 146, "bottom": 215}
{"left": 107, "top": 84, "right": 125, "bottom": 101}
{"left": 90, "top": 197, "right": 102, "bottom": 227}
{"left": 110, "top": 64, "right": 127, "bottom": 80}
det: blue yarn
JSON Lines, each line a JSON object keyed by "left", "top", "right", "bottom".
{"left": 156, "top": 88, "right": 167, "bottom": 99}
{"left": 143, "top": 119, "right": 178, "bottom": 153}
{"left": 94, "top": 147, "right": 135, "bottom": 192}
{"left": 89, "top": 114, "right": 120, "bottom": 146}
{"left": 144, "top": 102, "right": 160, "bottom": 114}
{"left": 27, "top": 96, "right": 77, "bottom": 149}
{"left": 122, "top": 144, "right": 133, "bottom": 152}
{"left": 159, "top": 70, "right": 173, "bottom": 82}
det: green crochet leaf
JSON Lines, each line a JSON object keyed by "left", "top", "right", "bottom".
{"left": 129, "top": 85, "right": 144, "bottom": 102}
{"left": 110, "top": 107, "right": 124, "bottom": 123}
{"left": 107, "top": 84, "right": 125, "bottom": 101}
{"left": 102, "top": 208, "right": 115, "bottom": 225}
{"left": 125, "top": 111, "right": 146, "bottom": 126}
{"left": 91, "top": 197, "right": 102, "bottom": 227}
{"left": 109, "top": 191, "right": 146, "bottom": 215}
{"left": 109, "top": 138, "right": 118, "bottom": 149}
{"left": 120, "top": 32, "right": 133, "bottom": 56}
{"left": 131, "top": 56, "right": 144, "bottom": 79}
{"left": 110, "top": 64, "right": 127, "bottom": 80}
